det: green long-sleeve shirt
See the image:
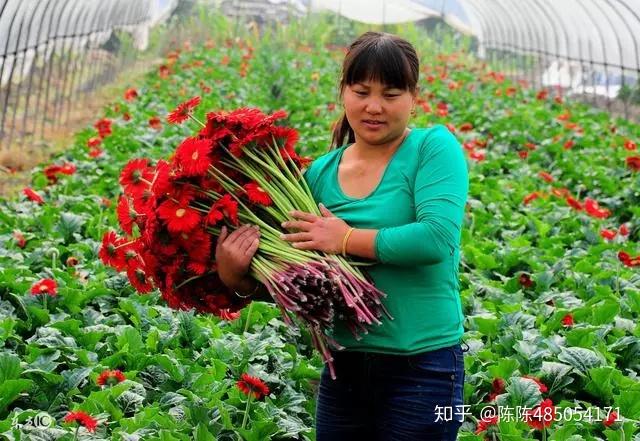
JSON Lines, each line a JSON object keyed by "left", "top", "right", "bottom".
{"left": 303, "top": 124, "right": 469, "bottom": 354}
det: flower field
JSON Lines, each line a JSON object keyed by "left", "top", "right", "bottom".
{"left": 0, "top": 15, "right": 639, "bottom": 440}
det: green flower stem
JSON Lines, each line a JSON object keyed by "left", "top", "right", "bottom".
{"left": 50, "top": 248, "right": 59, "bottom": 271}
{"left": 42, "top": 294, "right": 47, "bottom": 311}
{"left": 243, "top": 302, "right": 254, "bottom": 333}
{"left": 259, "top": 141, "right": 317, "bottom": 213}
{"left": 73, "top": 425, "right": 79, "bottom": 441}
{"left": 240, "top": 393, "right": 254, "bottom": 430}
{"left": 236, "top": 148, "right": 308, "bottom": 206}
{"left": 542, "top": 427, "right": 547, "bottom": 441}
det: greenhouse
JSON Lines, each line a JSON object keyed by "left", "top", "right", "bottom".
{"left": 0, "top": 0, "right": 639, "bottom": 439}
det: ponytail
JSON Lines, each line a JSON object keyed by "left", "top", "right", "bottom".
{"left": 330, "top": 113, "right": 355, "bottom": 150}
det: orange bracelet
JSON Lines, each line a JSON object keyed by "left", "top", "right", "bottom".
{"left": 341, "top": 227, "right": 355, "bottom": 257}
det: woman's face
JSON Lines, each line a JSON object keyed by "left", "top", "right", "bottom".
{"left": 342, "top": 79, "right": 415, "bottom": 147}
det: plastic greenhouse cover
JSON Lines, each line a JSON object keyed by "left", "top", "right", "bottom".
{"left": 310, "top": 0, "right": 640, "bottom": 73}
{"left": 0, "top": 0, "right": 180, "bottom": 57}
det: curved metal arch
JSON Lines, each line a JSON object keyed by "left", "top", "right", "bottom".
{"left": 505, "top": 0, "right": 547, "bottom": 87}
{"left": 63, "top": 0, "right": 109, "bottom": 126}
{"left": 39, "top": 0, "right": 75, "bottom": 139}
{"left": 600, "top": 0, "right": 637, "bottom": 118}
{"left": 480, "top": 1, "right": 513, "bottom": 73}
{"left": 609, "top": 0, "right": 640, "bottom": 72}
{"left": 574, "top": 0, "right": 611, "bottom": 105}
{"left": 54, "top": 0, "right": 95, "bottom": 129}
{"left": 0, "top": 1, "right": 28, "bottom": 148}
{"left": 527, "top": 0, "right": 567, "bottom": 92}
{"left": 461, "top": 0, "right": 495, "bottom": 64}
{"left": 494, "top": 0, "right": 538, "bottom": 81}
{"left": 503, "top": 0, "right": 544, "bottom": 88}
{"left": 465, "top": 0, "right": 507, "bottom": 69}
{"left": 21, "top": 0, "right": 58, "bottom": 148}
{"left": 538, "top": 0, "right": 599, "bottom": 102}
{"left": 457, "top": 0, "right": 489, "bottom": 59}
{"left": 487, "top": 0, "right": 520, "bottom": 73}
{"left": 588, "top": 0, "right": 625, "bottom": 110}
{"left": 80, "top": 0, "right": 121, "bottom": 109}
{"left": 7, "top": 0, "right": 52, "bottom": 148}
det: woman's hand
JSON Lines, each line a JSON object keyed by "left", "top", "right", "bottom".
{"left": 280, "top": 203, "right": 350, "bottom": 254}
{"left": 215, "top": 224, "right": 260, "bottom": 290}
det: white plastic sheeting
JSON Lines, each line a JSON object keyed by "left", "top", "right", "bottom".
{"left": 311, "top": 0, "right": 640, "bottom": 76}
{"left": 0, "top": 0, "right": 179, "bottom": 87}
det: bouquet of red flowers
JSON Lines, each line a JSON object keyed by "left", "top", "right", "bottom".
{"left": 100, "top": 97, "right": 391, "bottom": 377}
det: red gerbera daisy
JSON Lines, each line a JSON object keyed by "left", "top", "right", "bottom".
{"left": 119, "top": 158, "right": 152, "bottom": 196}
{"left": 94, "top": 118, "right": 112, "bottom": 138}
{"left": 149, "top": 116, "right": 162, "bottom": 130}
{"left": 167, "top": 96, "right": 201, "bottom": 124}
{"left": 99, "top": 231, "right": 129, "bottom": 271}
{"left": 600, "top": 229, "right": 617, "bottom": 240}
{"left": 523, "top": 191, "right": 540, "bottom": 205}
{"left": 561, "top": 313, "right": 574, "bottom": 327}
{"left": 212, "top": 194, "right": 239, "bottom": 225}
{"left": 87, "top": 137, "right": 102, "bottom": 148}
{"left": 23, "top": 187, "right": 44, "bottom": 204}
{"left": 126, "top": 265, "right": 154, "bottom": 293}
{"left": 236, "top": 373, "right": 270, "bottom": 399}
{"left": 475, "top": 414, "right": 499, "bottom": 434}
{"left": 157, "top": 198, "right": 201, "bottom": 233}
{"left": 63, "top": 411, "right": 98, "bottom": 433}
{"left": 116, "top": 195, "right": 141, "bottom": 235}
{"left": 124, "top": 88, "right": 138, "bottom": 101}
{"left": 43, "top": 165, "right": 62, "bottom": 184}
{"left": 30, "top": 278, "right": 58, "bottom": 296}
{"left": 626, "top": 156, "right": 640, "bottom": 171}
{"left": 219, "top": 309, "right": 241, "bottom": 320}
{"left": 525, "top": 399, "right": 556, "bottom": 430}
{"left": 623, "top": 139, "right": 636, "bottom": 151}
{"left": 89, "top": 147, "right": 103, "bottom": 158}
{"left": 13, "top": 230, "right": 26, "bottom": 248}
{"left": 522, "top": 375, "right": 548, "bottom": 393}
{"left": 603, "top": 411, "right": 619, "bottom": 427}
{"left": 243, "top": 182, "right": 272, "bottom": 206}
{"left": 96, "top": 369, "right": 126, "bottom": 386}
{"left": 566, "top": 196, "right": 583, "bottom": 210}
{"left": 173, "top": 137, "right": 213, "bottom": 177}
{"left": 584, "top": 198, "right": 611, "bottom": 219}
{"left": 538, "top": 171, "right": 554, "bottom": 183}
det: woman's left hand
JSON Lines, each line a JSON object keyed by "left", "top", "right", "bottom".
{"left": 280, "top": 203, "right": 350, "bottom": 254}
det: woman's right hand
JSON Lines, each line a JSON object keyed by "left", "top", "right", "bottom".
{"left": 215, "top": 224, "right": 260, "bottom": 290}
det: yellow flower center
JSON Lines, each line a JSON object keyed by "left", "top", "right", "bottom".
{"left": 192, "top": 151, "right": 198, "bottom": 160}
{"left": 40, "top": 285, "right": 48, "bottom": 292}
{"left": 176, "top": 208, "right": 185, "bottom": 218}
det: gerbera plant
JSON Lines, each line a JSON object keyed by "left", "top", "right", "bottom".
{"left": 99, "top": 97, "right": 392, "bottom": 378}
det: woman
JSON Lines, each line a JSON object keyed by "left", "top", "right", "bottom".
{"left": 216, "top": 31, "right": 469, "bottom": 440}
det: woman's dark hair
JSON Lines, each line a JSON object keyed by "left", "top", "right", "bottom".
{"left": 330, "top": 31, "right": 419, "bottom": 149}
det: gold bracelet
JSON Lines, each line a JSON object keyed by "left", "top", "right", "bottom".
{"left": 234, "top": 279, "right": 260, "bottom": 298}
{"left": 341, "top": 227, "right": 355, "bottom": 257}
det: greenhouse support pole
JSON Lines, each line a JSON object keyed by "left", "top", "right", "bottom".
{"left": 8, "top": 0, "right": 49, "bottom": 150}
{"left": 0, "top": 2, "right": 27, "bottom": 152}
{"left": 21, "top": 0, "right": 57, "bottom": 149}
{"left": 38, "top": 0, "right": 74, "bottom": 140}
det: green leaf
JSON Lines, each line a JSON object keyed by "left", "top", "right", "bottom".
{"left": 503, "top": 376, "right": 543, "bottom": 409}
{"left": 57, "top": 213, "right": 85, "bottom": 242}
{"left": 0, "top": 379, "right": 33, "bottom": 414}
{"left": 0, "top": 353, "right": 22, "bottom": 382}
{"left": 487, "top": 358, "right": 520, "bottom": 380}
{"left": 194, "top": 423, "right": 215, "bottom": 441}
{"left": 614, "top": 390, "right": 640, "bottom": 419}
{"left": 591, "top": 301, "right": 620, "bottom": 325}
{"left": 557, "top": 347, "right": 605, "bottom": 376}
{"left": 584, "top": 367, "right": 617, "bottom": 402}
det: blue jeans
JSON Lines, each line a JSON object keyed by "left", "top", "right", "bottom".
{"left": 315, "top": 343, "right": 466, "bottom": 440}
